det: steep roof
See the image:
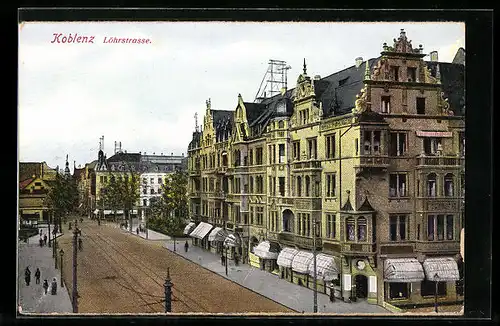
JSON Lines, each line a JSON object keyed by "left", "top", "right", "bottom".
{"left": 19, "top": 177, "right": 34, "bottom": 190}
{"left": 107, "top": 152, "right": 141, "bottom": 163}
{"left": 243, "top": 102, "right": 268, "bottom": 125}
{"left": 426, "top": 61, "right": 465, "bottom": 116}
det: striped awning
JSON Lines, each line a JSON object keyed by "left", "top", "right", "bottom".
{"left": 183, "top": 222, "right": 196, "bottom": 235}
{"left": 384, "top": 258, "right": 425, "bottom": 283}
{"left": 253, "top": 241, "right": 280, "bottom": 260}
{"left": 308, "top": 254, "right": 339, "bottom": 281}
{"left": 423, "top": 257, "right": 460, "bottom": 281}
{"left": 223, "top": 233, "right": 241, "bottom": 247}
{"left": 277, "top": 247, "right": 299, "bottom": 268}
{"left": 208, "top": 227, "right": 223, "bottom": 242}
{"left": 292, "top": 251, "right": 314, "bottom": 274}
{"left": 189, "top": 222, "right": 213, "bottom": 240}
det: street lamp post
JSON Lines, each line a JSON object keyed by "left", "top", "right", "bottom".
{"left": 72, "top": 226, "right": 79, "bottom": 313}
{"left": 312, "top": 219, "right": 318, "bottom": 313}
{"left": 54, "top": 236, "right": 58, "bottom": 269}
{"left": 225, "top": 244, "right": 228, "bottom": 276}
{"left": 434, "top": 273, "right": 440, "bottom": 313}
{"left": 60, "top": 249, "right": 64, "bottom": 288}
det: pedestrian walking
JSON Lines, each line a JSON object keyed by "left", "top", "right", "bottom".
{"left": 78, "top": 238, "right": 83, "bottom": 251}
{"left": 39, "top": 229, "right": 42, "bottom": 236}
{"left": 51, "top": 277, "right": 57, "bottom": 295}
{"left": 329, "top": 287, "right": 335, "bottom": 302}
{"left": 136, "top": 227, "right": 139, "bottom": 235}
{"left": 39, "top": 237, "right": 43, "bottom": 247}
{"left": 184, "top": 241, "right": 189, "bottom": 253}
{"left": 24, "top": 267, "right": 31, "bottom": 286}
{"left": 35, "top": 268, "right": 41, "bottom": 284}
{"left": 234, "top": 253, "right": 239, "bottom": 266}
{"left": 43, "top": 280, "right": 49, "bottom": 294}
{"left": 43, "top": 234, "right": 47, "bottom": 246}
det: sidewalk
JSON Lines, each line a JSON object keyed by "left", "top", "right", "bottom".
{"left": 17, "top": 227, "right": 73, "bottom": 314}
{"left": 163, "top": 241, "right": 390, "bottom": 314}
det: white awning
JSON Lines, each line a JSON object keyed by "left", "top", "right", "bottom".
{"left": 277, "top": 247, "right": 299, "bottom": 268}
{"left": 189, "top": 222, "right": 213, "bottom": 240}
{"left": 292, "top": 251, "right": 314, "bottom": 274}
{"left": 183, "top": 222, "right": 196, "bottom": 235}
{"left": 208, "top": 227, "right": 223, "bottom": 242}
{"left": 416, "top": 131, "right": 453, "bottom": 138}
{"left": 104, "top": 210, "right": 113, "bottom": 215}
{"left": 223, "top": 233, "right": 241, "bottom": 247}
{"left": 253, "top": 241, "right": 280, "bottom": 260}
{"left": 131, "top": 210, "right": 138, "bottom": 214}
{"left": 117, "top": 210, "right": 124, "bottom": 214}
{"left": 93, "top": 209, "right": 99, "bottom": 214}
{"left": 308, "top": 254, "right": 339, "bottom": 281}
{"left": 423, "top": 257, "right": 460, "bottom": 281}
{"left": 384, "top": 258, "right": 425, "bottom": 283}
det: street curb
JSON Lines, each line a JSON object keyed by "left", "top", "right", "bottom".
{"left": 163, "top": 245, "right": 298, "bottom": 313}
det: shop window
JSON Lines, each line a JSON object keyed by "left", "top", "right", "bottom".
{"left": 416, "top": 97, "right": 426, "bottom": 114}
{"left": 407, "top": 67, "right": 417, "bottom": 82}
{"left": 357, "top": 217, "right": 367, "bottom": 241}
{"left": 389, "top": 283, "right": 409, "bottom": 299}
{"left": 381, "top": 96, "right": 391, "bottom": 113}
{"left": 421, "top": 280, "right": 447, "bottom": 297}
{"left": 444, "top": 173, "right": 454, "bottom": 197}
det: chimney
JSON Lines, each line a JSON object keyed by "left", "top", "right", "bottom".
{"left": 153, "top": 152, "right": 155, "bottom": 155}
{"left": 182, "top": 153, "right": 184, "bottom": 157}
{"left": 161, "top": 152, "right": 163, "bottom": 155}
{"left": 355, "top": 57, "right": 363, "bottom": 68}
{"left": 430, "top": 51, "right": 439, "bottom": 62}
{"left": 314, "top": 75, "right": 321, "bottom": 80}
{"left": 171, "top": 153, "right": 173, "bottom": 156}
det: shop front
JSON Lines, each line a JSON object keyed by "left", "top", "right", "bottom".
{"left": 252, "top": 240, "right": 280, "bottom": 272}
{"left": 189, "top": 221, "right": 213, "bottom": 250}
{"left": 383, "top": 257, "right": 425, "bottom": 306}
{"left": 291, "top": 251, "right": 314, "bottom": 287}
{"left": 308, "top": 253, "right": 340, "bottom": 296}
{"left": 208, "top": 227, "right": 228, "bottom": 255}
{"left": 277, "top": 247, "right": 299, "bottom": 282}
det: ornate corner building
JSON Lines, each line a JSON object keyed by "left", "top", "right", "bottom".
{"left": 186, "top": 29, "right": 465, "bottom": 309}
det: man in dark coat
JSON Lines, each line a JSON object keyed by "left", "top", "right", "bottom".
{"left": 35, "top": 268, "right": 41, "bottom": 284}
{"left": 43, "top": 280, "right": 49, "bottom": 294}
{"left": 78, "top": 238, "right": 83, "bottom": 251}
{"left": 24, "top": 267, "right": 31, "bottom": 286}
{"left": 184, "top": 241, "right": 189, "bottom": 253}
{"left": 43, "top": 234, "right": 47, "bottom": 246}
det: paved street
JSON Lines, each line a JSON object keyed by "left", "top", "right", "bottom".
{"left": 17, "top": 226, "right": 72, "bottom": 314}
{"left": 163, "top": 240, "right": 390, "bottom": 315}
{"left": 55, "top": 218, "right": 292, "bottom": 313}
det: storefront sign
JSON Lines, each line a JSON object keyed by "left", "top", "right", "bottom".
{"left": 416, "top": 130, "right": 453, "bottom": 138}
{"left": 249, "top": 252, "right": 260, "bottom": 268}
{"left": 343, "top": 274, "right": 351, "bottom": 291}
{"left": 369, "top": 276, "right": 377, "bottom": 293}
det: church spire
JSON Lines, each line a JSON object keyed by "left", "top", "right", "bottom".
{"left": 64, "top": 154, "right": 70, "bottom": 176}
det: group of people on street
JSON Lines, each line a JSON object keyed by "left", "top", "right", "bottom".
{"left": 24, "top": 266, "right": 58, "bottom": 295}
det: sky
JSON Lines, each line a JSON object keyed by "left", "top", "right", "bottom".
{"left": 18, "top": 21, "right": 465, "bottom": 173}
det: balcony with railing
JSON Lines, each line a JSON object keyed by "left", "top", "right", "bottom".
{"left": 416, "top": 155, "right": 464, "bottom": 168}
{"left": 354, "top": 155, "right": 390, "bottom": 168}
{"left": 292, "top": 160, "right": 322, "bottom": 171}
{"left": 208, "top": 191, "right": 227, "bottom": 200}
{"left": 278, "top": 232, "right": 322, "bottom": 250}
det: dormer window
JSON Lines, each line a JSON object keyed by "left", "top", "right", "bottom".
{"left": 339, "top": 77, "right": 349, "bottom": 86}
{"left": 407, "top": 67, "right": 417, "bottom": 82}
{"left": 381, "top": 96, "right": 391, "bottom": 113}
{"left": 390, "top": 66, "right": 399, "bottom": 81}
{"left": 277, "top": 101, "right": 286, "bottom": 113}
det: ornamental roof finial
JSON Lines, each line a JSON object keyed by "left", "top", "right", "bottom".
{"left": 303, "top": 58, "right": 307, "bottom": 75}
{"left": 364, "top": 60, "right": 371, "bottom": 81}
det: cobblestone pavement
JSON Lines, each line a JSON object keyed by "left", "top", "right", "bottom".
{"left": 55, "top": 218, "right": 292, "bottom": 314}
{"left": 17, "top": 227, "right": 72, "bottom": 314}
{"left": 163, "top": 240, "right": 390, "bottom": 315}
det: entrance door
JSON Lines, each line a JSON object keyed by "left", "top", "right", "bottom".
{"left": 355, "top": 275, "right": 368, "bottom": 298}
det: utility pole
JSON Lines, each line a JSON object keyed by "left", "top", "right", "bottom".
{"left": 225, "top": 244, "right": 228, "bottom": 276}
{"left": 72, "top": 226, "right": 79, "bottom": 313}
{"left": 313, "top": 219, "right": 318, "bottom": 313}
{"left": 164, "top": 267, "right": 173, "bottom": 313}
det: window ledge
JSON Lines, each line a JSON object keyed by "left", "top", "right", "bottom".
{"left": 388, "top": 196, "right": 410, "bottom": 200}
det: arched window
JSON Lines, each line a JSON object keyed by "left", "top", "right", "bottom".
{"left": 297, "top": 176, "right": 302, "bottom": 197}
{"left": 427, "top": 173, "right": 437, "bottom": 197}
{"left": 278, "top": 120, "right": 284, "bottom": 129}
{"left": 346, "top": 217, "right": 355, "bottom": 241}
{"left": 444, "top": 173, "right": 454, "bottom": 197}
{"left": 305, "top": 176, "right": 310, "bottom": 196}
{"left": 357, "top": 217, "right": 367, "bottom": 241}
